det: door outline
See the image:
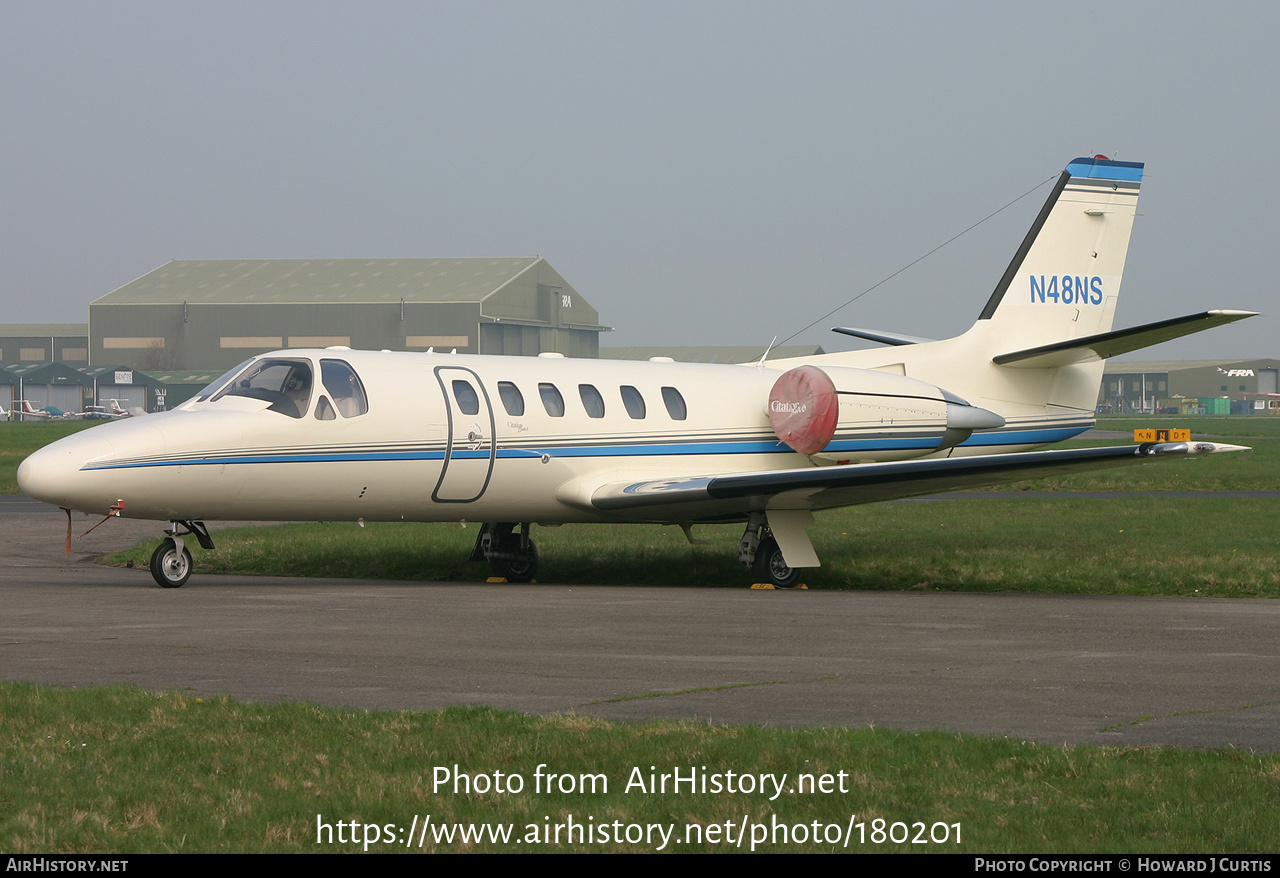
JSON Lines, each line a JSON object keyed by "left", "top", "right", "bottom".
{"left": 432, "top": 366, "right": 497, "bottom": 503}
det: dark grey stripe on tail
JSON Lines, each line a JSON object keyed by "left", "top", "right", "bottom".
{"left": 977, "top": 169, "right": 1071, "bottom": 321}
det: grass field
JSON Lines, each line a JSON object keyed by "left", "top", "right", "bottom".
{"left": 106, "top": 495, "right": 1280, "bottom": 595}
{"left": 976, "top": 416, "right": 1279, "bottom": 491}
{"left": 3, "top": 683, "right": 1278, "bottom": 854}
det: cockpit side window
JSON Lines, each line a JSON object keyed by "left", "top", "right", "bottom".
{"left": 320, "top": 359, "right": 369, "bottom": 417}
{"left": 211, "top": 358, "right": 313, "bottom": 418}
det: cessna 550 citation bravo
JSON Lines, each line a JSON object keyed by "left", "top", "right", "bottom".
{"left": 19, "top": 156, "right": 1256, "bottom": 588}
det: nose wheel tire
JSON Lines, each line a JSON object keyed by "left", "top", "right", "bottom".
{"left": 752, "top": 537, "right": 800, "bottom": 589}
{"left": 150, "top": 538, "right": 193, "bottom": 588}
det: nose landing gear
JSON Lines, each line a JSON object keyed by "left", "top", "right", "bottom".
{"left": 148, "top": 521, "right": 214, "bottom": 588}
{"left": 150, "top": 538, "right": 192, "bottom": 588}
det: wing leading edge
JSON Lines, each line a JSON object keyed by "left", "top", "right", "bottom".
{"left": 587, "top": 441, "right": 1247, "bottom": 520}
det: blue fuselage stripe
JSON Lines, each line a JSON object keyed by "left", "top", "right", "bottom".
{"left": 80, "top": 426, "right": 1086, "bottom": 471}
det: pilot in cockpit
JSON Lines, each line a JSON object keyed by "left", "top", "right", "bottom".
{"left": 282, "top": 366, "right": 311, "bottom": 413}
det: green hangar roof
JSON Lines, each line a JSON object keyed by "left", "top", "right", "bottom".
{"left": 95, "top": 258, "right": 555, "bottom": 305}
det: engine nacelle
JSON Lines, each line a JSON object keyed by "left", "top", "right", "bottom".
{"left": 767, "top": 364, "right": 1004, "bottom": 463}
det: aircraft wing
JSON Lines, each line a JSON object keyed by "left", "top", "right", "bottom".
{"left": 583, "top": 442, "right": 1247, "bottom": 520}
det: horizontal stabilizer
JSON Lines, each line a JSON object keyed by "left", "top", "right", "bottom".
{"left": 992, "top": 310, "right": 1258, "bottom": 368}
{"left": 831, "top": 327, "right": 935, "bottom": 346}
{"left": 590, "top": 441, "right": 1248, "bottom": 519}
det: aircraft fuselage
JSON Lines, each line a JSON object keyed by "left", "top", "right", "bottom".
{"left": 18, "top": 348, "right": 1012, "bottom": 525}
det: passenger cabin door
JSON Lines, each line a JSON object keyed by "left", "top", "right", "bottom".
{"left": 432, "top": 366, "right": 496, "bottom": 503}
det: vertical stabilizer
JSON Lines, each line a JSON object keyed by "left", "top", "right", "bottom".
{"left": 779, "top": 155, "right": 1246, "bottom": 452}
{"left": 978, "top": 156, "right": 1143, "bottom": 347}
{"left": 794, "top": 156, "right": 1149, "bottom": 440}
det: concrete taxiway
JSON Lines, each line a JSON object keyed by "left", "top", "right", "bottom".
{"left": 3, "top": 495, "right": 1278, "bottom": 751}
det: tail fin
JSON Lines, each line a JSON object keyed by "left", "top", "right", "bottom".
{"left": 805, "top": 156, "right": 1253, "bottom": 440}
{"left": 978, "top": 156, "right": 1142, "bottom": 347}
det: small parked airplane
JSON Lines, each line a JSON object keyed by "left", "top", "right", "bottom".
{"left": 18, "top": 156, "right": 1256, "bottom": 588}
{"left": 83, "top": 399, "right": 135, "bottom": 420}
{"left": 11, "top": 400, "right": 82, "bottom": 421}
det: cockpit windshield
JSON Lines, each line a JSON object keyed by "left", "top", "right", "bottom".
{"left": 194, "top": 360, "right": 253, "bottom": 402}
{"left": 209, "top": 358, "right": 314, "bottom": 418}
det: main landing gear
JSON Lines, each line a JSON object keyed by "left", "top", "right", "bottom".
{"left": 148, "top": 521, "right": 214, "bottom": 588}
{"left": 470, "top": 517, "right": 803, "bottom": 588}
{"left": 471, "top": 522, "right": 539, "bottom": 582}
{"left": 739, "top": 513, "right": 801, "bottom": 588}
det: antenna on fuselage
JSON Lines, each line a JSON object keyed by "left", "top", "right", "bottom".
{"left": 756, "top": 336, "right": 778, "bottom": 368}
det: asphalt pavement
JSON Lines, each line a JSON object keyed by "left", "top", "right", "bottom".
{"left": 3, "top": 495, "right": 1279, "bottom": 751}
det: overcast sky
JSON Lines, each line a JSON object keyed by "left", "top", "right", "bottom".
{"left": 2, "top": 1, "right": 1276, "bottom": 359}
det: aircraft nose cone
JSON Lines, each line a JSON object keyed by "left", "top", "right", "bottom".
{"left": 17, "top": 431, "right": 116, "bottom": 509}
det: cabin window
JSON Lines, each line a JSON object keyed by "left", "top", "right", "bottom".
{"left": 620, "top": 385, "right": 646, "bottom": 419}
{"left": 661, "top": 386, "right": 687, "bottom": 420}
{"left": 579, "top": 384, "right": 605, "bottom": 418}
{"left": 320, "top": 359, "right": 369, "bottom": 417}
{"left": 452, "top": 379, "right": 480, "bottom": 415}
{"left": 314, "top": 395, "right": 336, "bottom": 420}
{"left": 539, "top": 383, "right": 565, "bottom": 417}
{"left": 498, "top": 381, "right": 524, "bottom": 416}
{"left": 212, "top": 358, "right": 313, "bottom": 418}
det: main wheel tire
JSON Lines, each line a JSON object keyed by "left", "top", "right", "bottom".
{"left": 150, "top": 538, "right": 193, "bottom": 588}
{"left": 752, "top": 537, "right": 800, "bottom": 588}
{"left": 492, "top": 537, "right": 539, "bottom": 583}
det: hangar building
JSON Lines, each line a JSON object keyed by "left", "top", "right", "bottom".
{"left": 0, "top": 362, "right": 94, "bottom": 414}
{"left": 0, "top": 324, "right": 89, "bottom": 364}
{"left": 89, "top": 257, "right": 609, "bottom": 371}
{"left": 1099, "top": 359, "right": 1280, "bottom": 414}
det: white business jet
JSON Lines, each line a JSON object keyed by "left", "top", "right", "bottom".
{"left": 18, "top": 156, "right": 1255, "bottom": 588}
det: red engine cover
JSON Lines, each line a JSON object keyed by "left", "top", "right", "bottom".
{"left": 768, "top": 365, "right": 839, "bottom": 455}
